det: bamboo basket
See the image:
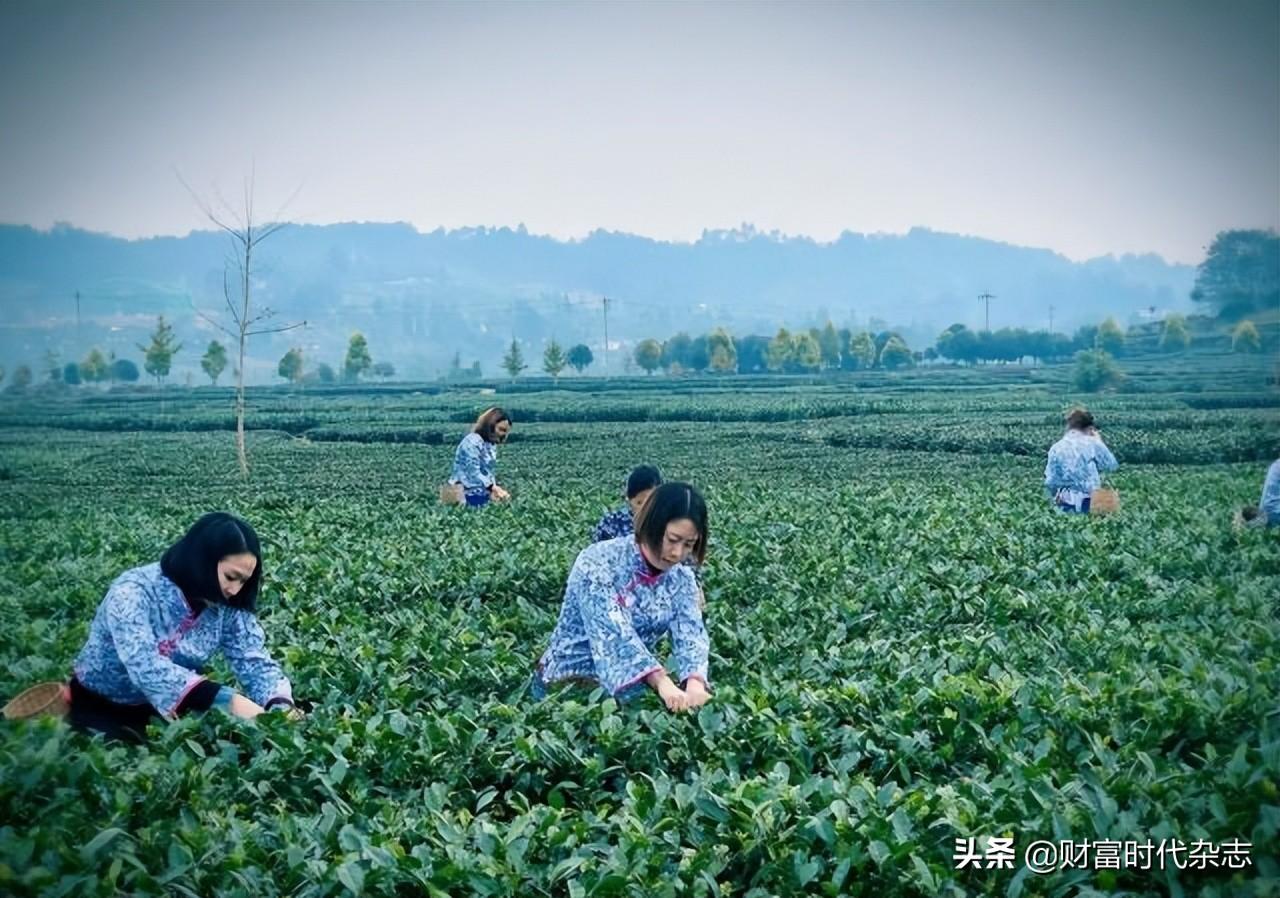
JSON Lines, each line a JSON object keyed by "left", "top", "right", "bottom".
{"left": 3, "top": 682, "right": 71, "bottom": 720}
{"left": 1089, "top": 487, "right": 1121, "bottom": 516}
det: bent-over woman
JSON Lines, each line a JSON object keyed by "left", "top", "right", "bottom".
{"left": 535, "top": 482, "right": 711, "bottom": 713}
{"left": 69, "top": 512, "right": 296, "bottom": 740}
{"left": 446, "top": 407, "right": 512, "bottom": 507}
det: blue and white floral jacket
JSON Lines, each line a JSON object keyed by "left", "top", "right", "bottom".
{"left": 448, "top": 432, "right": 497, "bottom": 493}
{"left": 1044, "top": 429, "right": 1118, "bottom": 505}
{"left": 73, "top": 563, "right": 292, "bottom": 717}
{"left": 537, "top": 537, "right": 709, "bottom": 695}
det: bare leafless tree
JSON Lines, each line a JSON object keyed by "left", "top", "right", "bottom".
{"left": 180, "top": 168, "right": 305, "bottom": 475}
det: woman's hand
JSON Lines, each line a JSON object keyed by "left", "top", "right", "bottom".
{"left": 491, "top": 485, "right": 511, "bottom": 502}
{"left": 227, "top": 693, "right": 265, "bottom": 719}
{"left": 647, "top": 671, "right": 689, "bottom": 712}
{"left": 684, "top": 678, "right": 711, "bottom": 709}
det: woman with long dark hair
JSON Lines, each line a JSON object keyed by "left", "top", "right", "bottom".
{"left": 67, "top": 512, "right": 296, "bottom": 740}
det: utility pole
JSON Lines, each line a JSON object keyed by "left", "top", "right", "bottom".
{"left": 601, "top": 295, "right": 611, "bottom": 377}
{"left": 978, "top": 292, "right": 995, "bottom": 332}
{"left": 75, "top": 290, "right": 82, "bottom": 356}
{"left": 1048, "top": 304, "right": 1055, "bottom": 334}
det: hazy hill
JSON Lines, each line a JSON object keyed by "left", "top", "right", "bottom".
{"left": 0, "top": 222, "right": 1195, "bottom": 382}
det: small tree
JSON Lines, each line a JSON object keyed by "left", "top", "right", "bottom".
{"left": 502, "top": 339, "right": 528, "bottom": 379}
{"left": 1159, "top": 314, "right": 1191, "bottom": 352}
{"left": 316, "top": 362, "right": 336, "bottom": 383}
{"left": 9, "top": 364, "right": 32, "bottom": 390}
{"left": 371, "top": 361, "right": 396, "bottom": 379}
{"left": 707, "top": 328, "right": 737, "bottom": 373}
{"left": 816, "top": 321, "right": 842, "bottom": 369}
{"left": 182, "top": 170, "right": 305, "bottom": 475}
{"left": 278, "top": 348, "right": 304, "bottom": 383}
{"left": 62, "top": 362, "right": 81, "bottom": 385}
{"left": 634, "top": 338, "right": 663, "bottom": 374}
{"left": 111, "top": 358, "right": 140, "bottom": 382}
{"left": 792, "top": 333, "right": 822, "bottom": 371}
{"left": 766, "top": 328, "right": 794, "bottom": 372}
{"left": 567, "top": 343, "right": 594, "bottom": 373}
{"left": 79, "top": 348, "right": 109, "bottom": 383}
{"left": 661, "top": 332, "right": 692, "bottom": 371}
{"left": 1097, "top": 317, "right": 1126, "bottom": 356}
{"left": 140, "top": 315, "right": 183, "bottom": 384}
{"left": 344, "top": 332, "right": 372, "bottom": 381}
{"left": 880, "top": 335, "right": 914, "bottom": 370}
{"left": 686, "top": 336, "right": 711, "bottom": 372}
{"left": 936, "top": 324, "right": 978, "bottom": 364}
{"left": 849, "top": 331, "right": 877, "bottom": 369}
{"left": 201, "top": 340, "right": 228, "bottom": 385}
{"left": 1073, "top": 349, "right": 1124, "bottom": 392}
{"left": 543, "top": 339, "right": 567, "bottom": 380}
{"left": 1232, "top": 320, "right": 1261, "bottom": 353}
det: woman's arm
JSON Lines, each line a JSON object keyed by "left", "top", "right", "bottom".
{"left": 670, "top": 571, "right": 711, "bottom": 707}
{"left": 221, "top": 610, "right": 294, "bottom": 711}
{"left": 1093, "top": 438, "right": 1118, "bottom": 473}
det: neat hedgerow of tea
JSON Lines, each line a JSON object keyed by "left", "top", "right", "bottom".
{"left": 0, "top": 375, "right": 1275, "bottom": 897}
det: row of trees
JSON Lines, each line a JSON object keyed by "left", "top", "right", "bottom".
{"left": 490, "top": 326, "right": 913, "bottom": 381}
{"left": 936, "top": 313, "right": 1265, "bottom": 365}
{"left": 500, "top": 339, "right": 594, "bottom": 380}
{"left": 624, "top": 325, "right": 916, "bottom": 377}
{"left": 0, "top": 348, "right": 145, "bottom": 392}
{"left": 486, "top": 307, "right": 1269, "bottom": 383}
{"left": 274, "top": 332, "right": 394, "bottom": 384}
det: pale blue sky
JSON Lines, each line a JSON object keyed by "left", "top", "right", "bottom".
{"left": 1, "top": 0, "right": 1276, "bottom": 263}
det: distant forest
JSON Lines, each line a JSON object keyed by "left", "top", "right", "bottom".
{"left": 4, "top": 222, "right": 1269, "bottom": 386}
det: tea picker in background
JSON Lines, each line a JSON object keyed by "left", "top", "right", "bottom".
{"left": 3, "top": 513, "right": 299, "bottom": 741}
{"left": 1044, "top": 407, "right": 1119, "bottom": 514}
{"left": 1236, "top": 457, "right": 1280, "bottom": 529}
{"left": 442, "top": 407, "right": 512, "bottom": 507}
{"left": 534, "top": 482, "right": 712, "bottom": 713}
{"left": 592, "top": 464, "right": 664, "bottom": 542}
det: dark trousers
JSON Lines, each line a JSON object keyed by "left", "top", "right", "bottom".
{"left": 69, "top": 677, "right": 160, "bottom": 743}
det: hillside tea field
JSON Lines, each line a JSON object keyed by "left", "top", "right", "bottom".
{"left": 0, "top": 373, "right": 1277, "bottom": 897}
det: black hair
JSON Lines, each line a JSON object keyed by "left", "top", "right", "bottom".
{"left": 160, "top": 512, "right": 262, "bottom": 611}
{"left": 625, "top": 464, "right": 663, "bottom": 499}
{"left": 634, "top": 481, "right": 708, "bottom": 565}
